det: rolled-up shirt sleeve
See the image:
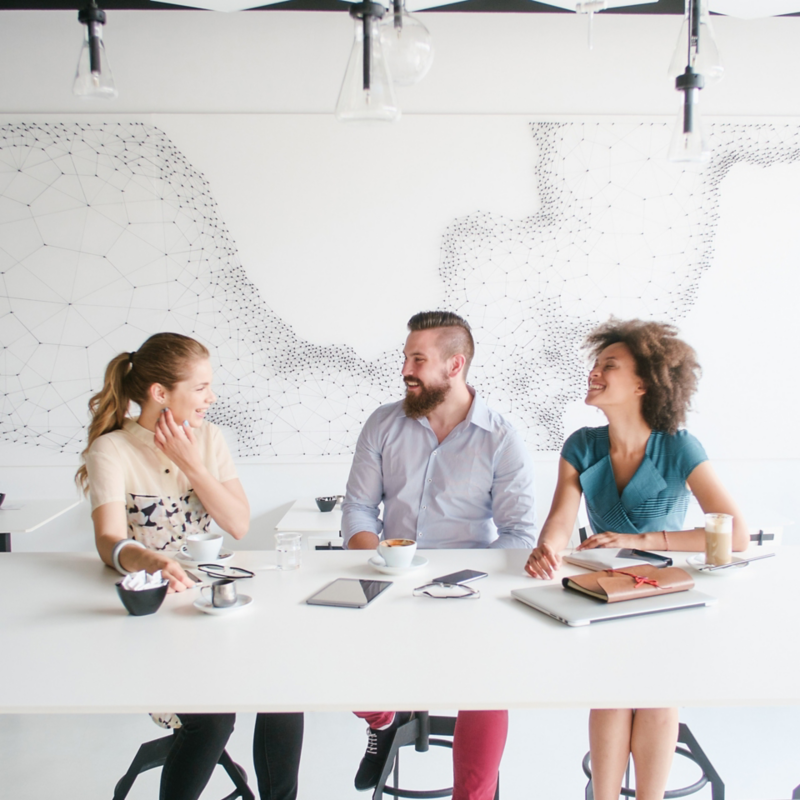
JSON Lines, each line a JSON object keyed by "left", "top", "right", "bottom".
{"left": 488, "top": 429, "right": 537, "bottom": 549}
{"left": 341, "top": 415, "right": 385, "bottom": 548}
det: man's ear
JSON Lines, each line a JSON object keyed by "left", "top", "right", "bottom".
{"left": 149, "top": 383, "right": 168, "bottom": 405}
{"left": 449, "top": 354, "right": 466, "bottom": 378}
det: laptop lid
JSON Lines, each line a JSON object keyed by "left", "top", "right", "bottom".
{"left": 511, "top": 584, "right": 717, "bottom": 627}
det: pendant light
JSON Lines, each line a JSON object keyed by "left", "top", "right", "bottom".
{"left": 576, "top": 1, "right": 607, "bottom": 51}
{"left": 380, "top": 0, "right": 434, "bottom": 86}
{"left": 668, "top": 0, "right": 710, "bottom": 163}
{"left": 73, "top": 0, "right": 118, "bottom": 99}
{"left": 668, "top": 0, "right": 723, "bottom": 86}
{"left": 336, "top": 2, "right": 399, "bottom": 123}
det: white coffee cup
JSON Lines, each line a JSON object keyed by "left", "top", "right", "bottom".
{"left": 182, "top": 533, "right": 223, "bottom": 562}
{"left": 377, "top": 538, "right": 417, "bottom": 568}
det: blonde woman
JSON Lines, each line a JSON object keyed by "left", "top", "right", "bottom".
{"left": 78, "top": 332, "right": 302, "bottom": 800}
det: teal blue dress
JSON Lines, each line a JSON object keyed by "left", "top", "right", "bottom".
{"left": 561, "top": 426, "right": 708, "bottom": 535}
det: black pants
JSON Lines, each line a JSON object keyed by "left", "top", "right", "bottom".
{"left": 253, "top": 712, "right": 305, "bottom": 800}
{"left": 159, "top": 712, "right": 304, "bottom": 800}
{"left": 161, "top": 713, "right": 236, "bottom": 800}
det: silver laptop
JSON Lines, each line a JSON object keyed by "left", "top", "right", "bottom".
{"left": 511, "top": 584, "right": 717, "bottom": 627}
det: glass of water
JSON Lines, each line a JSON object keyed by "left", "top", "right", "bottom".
{"left": 275, "top": 532, "right": 302, "bottom": 570}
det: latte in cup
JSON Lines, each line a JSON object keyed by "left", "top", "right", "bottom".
{"left": 704, "top": 513, "right": 733, "bottom": 566}
{"left": 378, "top": 538, "right": 417, "bottom": 568}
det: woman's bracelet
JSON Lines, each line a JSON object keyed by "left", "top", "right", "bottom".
{"left": 111, "top": 539, "right": 145, "bottom": 575}
{"left": 662, "top": 530, "right": 670, "bottom": 551}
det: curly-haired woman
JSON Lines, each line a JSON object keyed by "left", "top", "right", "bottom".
{"left": 525, "top": 318, "right": 747, "bottom": 800}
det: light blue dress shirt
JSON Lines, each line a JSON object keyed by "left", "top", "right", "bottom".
{"left": 341, "top": 390, "right": 537, "bottom": 549}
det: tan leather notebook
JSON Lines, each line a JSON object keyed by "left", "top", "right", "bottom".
{"left": 562, "top": 565, "right": 694, "bottom": 603}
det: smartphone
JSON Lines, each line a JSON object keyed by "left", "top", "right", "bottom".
{"left": 432, "top": 569, "right": 488, "bottom": 586}
{"left": 618, "top": 549, "right": 673, "bottom": 568}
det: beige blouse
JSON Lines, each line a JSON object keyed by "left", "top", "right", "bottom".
{"left": 84, "top": 418, "right": 238, "bottom": 552}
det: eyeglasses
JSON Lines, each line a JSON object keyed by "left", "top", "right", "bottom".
{"left": 412, "top": 582, "right": 480, "bottom": 600}
{"left": 197, "top": 564, "right": 255, "bottom": 580}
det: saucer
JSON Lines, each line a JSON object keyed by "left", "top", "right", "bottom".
{"left": 686, "top": 554, "right": 749, "bottom": 575}
{"left": 175, "top": 549, "right": 233, "bottom": 566}
{"left": 368, "top": 554, "right": 428, "bottom": 575}
{"left": 193, "top": 594, "right": 252, "bottom": 615}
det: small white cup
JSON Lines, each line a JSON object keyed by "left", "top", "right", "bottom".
{"left": 377, "top": 538, "right": 417, "bottom": 568}
{"left": 182, "top": 533, "right": 223, "bottom": 562}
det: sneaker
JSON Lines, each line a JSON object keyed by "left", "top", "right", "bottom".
{"left": 354, "top": 712, "right": 413, "bottom": 791}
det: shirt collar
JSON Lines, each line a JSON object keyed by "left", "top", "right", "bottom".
{"left": 408, "top": 385, "right": 492, "bottom": 433}
{"left": 464, "top": 386, "right": 492, "bottom": 432}
{"left": 123, "top": 417, "right": 157, "bottom": 448}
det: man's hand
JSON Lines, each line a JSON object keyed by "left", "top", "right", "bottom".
{"left": 347, "top": 531, "right": 380, "bottom": 550}
{"left": 525, "top": 542, "right": 562, "bottom": 580}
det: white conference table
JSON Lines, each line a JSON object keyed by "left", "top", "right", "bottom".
{"left": 0, "top": 498, "right": 82, "bottom": 552}
{"left": 275, "top": 497, "right": 343, "bottom": 547}
{"left": 0, "top": 548, "right": 796, "bottom": 715}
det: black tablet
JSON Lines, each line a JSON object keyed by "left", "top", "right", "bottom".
{"left": 306, "top": 578, "right": 393, "bottom": 608}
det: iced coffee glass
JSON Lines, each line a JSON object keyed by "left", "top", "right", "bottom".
{"left": 704, "top": 513, "right": 733, "bottom": 566}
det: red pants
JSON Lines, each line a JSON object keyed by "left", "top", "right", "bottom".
{"left": 354, "top": 710, "right": 508, "bottom": 800}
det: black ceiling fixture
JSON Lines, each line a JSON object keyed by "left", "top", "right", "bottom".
{"left": 0, "top": 0, "right": 703, "bottom": 12}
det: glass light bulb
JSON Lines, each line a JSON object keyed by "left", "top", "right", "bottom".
{"left": 668, "top": 1, "right": 723, "bottom": 86}
{"left": 380, "top": 9, "right": 434, "bottom": 87}
{"left": 336, "top": 14, "right": 399, "bottom": 123}
{"left": 73, "top": 22, "right": 118, "bottom": 99}
{"left": 668, "top": 90, "right": 710, "bottom": 163}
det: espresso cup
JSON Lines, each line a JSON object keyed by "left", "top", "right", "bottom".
{"left": 201, "top": 579, "right": 238, "bottom": 608}
{"left": 377, "top": 538, "right": 417, "bottom": 568}
{"left": 705, "top": 513, "right": 733, "bottom": 566}
{"left": 182, "top": 533, "right": 223, "bottom": 562}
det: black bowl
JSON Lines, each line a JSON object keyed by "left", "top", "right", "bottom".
{"left": 315, "top": 496, "right": 337, "bottom": 513}
{"left": 116, "top": 580, "right": 168, "bottom": 616}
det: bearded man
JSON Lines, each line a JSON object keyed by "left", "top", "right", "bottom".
{"left": 341, "top": 310, "right": 536, "bottom": 800}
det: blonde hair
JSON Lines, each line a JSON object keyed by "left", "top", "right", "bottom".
{"left": 75, "top": 333, "right": 209, "bottom": 493}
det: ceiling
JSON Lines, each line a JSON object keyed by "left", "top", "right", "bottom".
{"left": 4, "top": 0, "right": 799, "bottom": 14}
{"left": 0, "top": 1, "right": 697, "bottom": 12}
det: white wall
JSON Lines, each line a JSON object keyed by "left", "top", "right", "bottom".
{"left": 2, "top": 9, "right": 800, "bottom": 800}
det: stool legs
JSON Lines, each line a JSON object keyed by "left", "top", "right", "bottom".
{"left": 583, "top": 723, "right": 724, "bottom": 800}
{"left": 373, "top": 713, "right": 501, "bottom": 800}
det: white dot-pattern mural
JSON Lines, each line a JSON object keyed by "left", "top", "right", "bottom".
{"left": 1, "top": 119, "right": 798, "bottom": 455}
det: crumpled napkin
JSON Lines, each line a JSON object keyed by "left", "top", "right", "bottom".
{"left": 120, "top": 569, "right": 168, "bottom": 591}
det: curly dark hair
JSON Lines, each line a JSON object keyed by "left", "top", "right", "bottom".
{"left": 583, "top": 318, "right": 701, "bottom": 435}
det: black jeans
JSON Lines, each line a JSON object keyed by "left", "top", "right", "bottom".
{"left": 158, "top": 711, "right": 304, "bottom": 800}
{"left": 161, "top": 713, "right": 236, "bottom": 800}
{"left": 253, "top": 712, "right": 305, "bottom": 800}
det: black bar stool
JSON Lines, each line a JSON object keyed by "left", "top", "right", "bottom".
{"left": 112, "top": 734, "right": 254, "bottom": 800}
{"left": 581, "top": 723, "right": 724, "bottom": 800}
{"left": 372, "top": 712, "right": 499, "bottom": 800}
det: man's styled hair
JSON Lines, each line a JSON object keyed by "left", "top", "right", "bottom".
{"left": 407, "top": 311, "right": 475, "bottom": 378}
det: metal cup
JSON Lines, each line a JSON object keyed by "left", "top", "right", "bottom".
{"left": 201, "top": 579, "right": 238, "bottom": 608}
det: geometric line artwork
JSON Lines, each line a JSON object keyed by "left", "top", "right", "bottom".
{"left": 1, "top": 120, "right": 799, "bottom": 456}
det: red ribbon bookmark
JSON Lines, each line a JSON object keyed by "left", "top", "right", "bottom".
{"left": 612, "top": 570, "right": 661, "bottom": 589}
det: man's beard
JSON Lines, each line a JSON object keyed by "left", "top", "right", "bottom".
{"left": 402, "top": 376, "right": 450, "bottom": 419}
